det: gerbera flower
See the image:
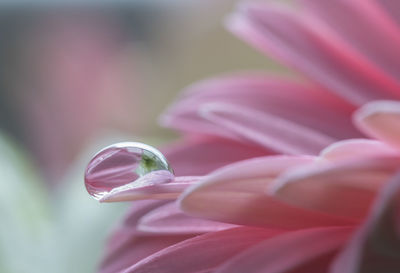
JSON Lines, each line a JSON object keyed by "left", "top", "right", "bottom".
{"left": 86, "top": 1, "right": 400, "bottom": 272}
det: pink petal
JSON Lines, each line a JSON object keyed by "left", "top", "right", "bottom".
{"left": 100, "top": 200, "right": 193, "bottom": 273}
{"left": 123, "top": 227, "right": 284, "bottom": 273}
{"left": 331, "top": 171, "right": 400, "bottom": 273}
{"left": 179, "top": 155, "right": 353, "bottom": 229}
{"left": 354, "top": 100, "right": 400, "bottom": 149}
{"left": 299, "top": 0, "right": 400, "bottom": 81}
{"left": 320, "top": 139, "right": 396, "bottom": 161}
{"left": 99, "top": 174, "right": 201, "bottom": 203}
{"left": 137, "top": 202, "right": 236, "bottom": 234}
{"left": 215, "top": 227, "right": 353, "bottom": 273}
{"left": 200, "top": 102, "right": 337, "bottom": 154}
{"left": 379, "top": 0, "right": 400, "bottom": 26}
{"left": 272, "top": 156, "right": 400, "bottom": 219}
{"left": 101, "top": 228, "right": 192, "bottom": 273}
{"left": 162, "top": 136, "right": 271, "bottom": 176}
{"left": 161, "top": 74, "right": 360, "bottom": 154}
{"left": 227, "top": 3, "right": 400, "bottom": 104}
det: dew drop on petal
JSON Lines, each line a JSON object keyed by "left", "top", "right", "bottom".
{"left": 84, "top": 142, "right": 174, "bottom": 200}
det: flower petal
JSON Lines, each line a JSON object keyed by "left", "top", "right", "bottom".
{"left": 162, "top": 136, "right": 271, "bottom": 176}
{"left": 161, "top": 74, "right": 360, "bottom": 154}
{"left": 215, "top": 227, "right": 353, "bottom": 273}
{"left": 227, "top": 2, "right": 400, "bottom": 104}
{"left": 99, "top": 200, "right": 193, "bottom": 273}
{"left": 273, "top": 156, "right": 400, "bottom": 219}
{"left": 378, "top": 0, "right": 400, "bottom": 26}
{"left": 331, "top": 171, "right": 400, "bottom": 273}
{"left": 201, "top": 102, "right": 337, "bottom": 154}
{"left": 137, "top": 202, "right": 236, "bottom": 234}
{"left": 123, "top": 227, "right": 283, "bottom": 273}
{"left": 320, "top": 139, "right": 396, "bottom": 161}
{"left": 180, "top": 155, "right": 353, "bottom": 228}
{"left": 99, "top": 175, "right": 201, "bottom": 203}
{"left": 299, "top": 0, "right": 400, "bottom": 81}
{"left": 354, "top": 100, "right": 400, "bottom": 149}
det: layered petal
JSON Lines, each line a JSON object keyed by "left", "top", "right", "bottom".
{"left": 299, "top": 0, "right": 400, "bottom": 81}
{"left": 200, "top": 102, "right": 335, "bottom": 154}
{"left": 101, "top": 228, "right": 192, "bottom": 273}
{"left": 162, "top": 136, "right": 271, "bottom": 176}
{"left": 123, "top": 227, "right": 283, "bottom": 273}
{"left": 137, "top": 202, "right": 236, "bottom": 234}
{"left": 273, "top": 156, "right": 400, "bottom": 219}
{"left": 161, "top": 74, "right": 360, "bottom": 154}
{"left": 99, "top": 200, "right": 193, "bottom": 273}
{"left": 331, "top": 171, "right": 400, "bottom": 273}
{"left": 101, "top": 199, "right": 232, "bottom": 273}
{"left": 227, "top": 2, "right": 400, "bottom": 104}
{"left": 215, "top": 227, "right": 353, "bottom": 273}
{"left": 95, "top": 2, "right": 400, "bottom": 273}
{"left": 320, "top": 139, "right": 396, "bottom": 161}
{"left": 99, "top": 174, "right": 201, "bottom": 203}
{"left": 180, "top": 155, "right": 353, "bottom": 229}
{"left": 354, "top": 100, "right": 400, "bottom": 149}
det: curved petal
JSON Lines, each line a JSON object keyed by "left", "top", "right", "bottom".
{"left": 320, "top": 139, "right": 396, "bottom": 161}
{"left": 162, "top": 136, "right": 272, "bottom": 176}
{"left": 161, "top": 74, "right": 360, "bottom": 154}
{"left": 101, "top": 229, "right": 193, "bottom": 273}
{"left": 215, "top": 227, "right": 353, "bottom": 273}
{"left": 227, "top": 2, "right": 400, "bottom": 104}
{"left": 123, "top": 227, "right": 284, "bottom": 273}
{"left": 180, "top": 155, "right": 353, "bottom": 228}
{"left": 201, "top": 102, "right": 336, "bottom": 154}
{"left": 99, "top": 200, "right": 193, "bottom": 273}
{"left": 99, "top": 175, "right": 201, "bottom": 203}
{"left": 299, "top": 0, "right": 400, "bottom": 81}
{"left": 137, "top": 202, "right": 236, "bottom": 234}
{"left": 331, "top": 171, "right": 400, "bottom": 273}
{"left": 272, "top": 156, "right": 400, "bottom": 219}
{"left": 354, "top": 100, "right": 400, "bottom": 149}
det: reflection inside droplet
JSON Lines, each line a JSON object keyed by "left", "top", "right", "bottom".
{"left": 84, "top": 142, "right": 174, "bottom": 200}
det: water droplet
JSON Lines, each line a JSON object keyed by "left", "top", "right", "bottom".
{"left": 84, "top": 142, "right": 174, "bottom": 200}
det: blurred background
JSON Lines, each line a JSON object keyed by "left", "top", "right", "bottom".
{"left": 0, "top": 1, "right": 284, "bottom": 272}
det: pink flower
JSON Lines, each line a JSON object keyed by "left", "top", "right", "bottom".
{"left": 87, "top": 1, "right": 400, "bottom": 273}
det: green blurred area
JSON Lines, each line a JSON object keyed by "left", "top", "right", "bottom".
{"left": 0, "top": 133, "right": 126, "bottom": 273}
